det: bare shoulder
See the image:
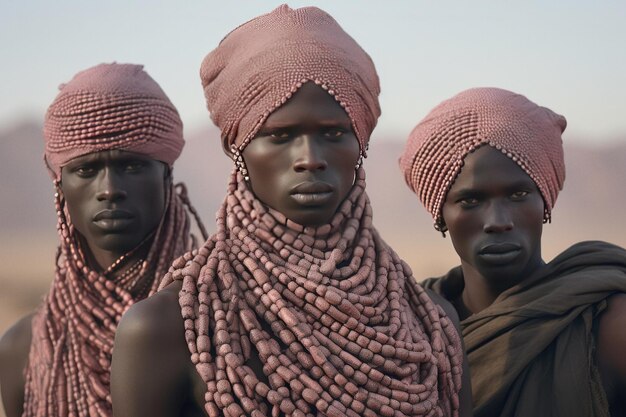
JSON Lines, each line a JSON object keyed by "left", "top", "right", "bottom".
{"left": 111, "top": 280, "right": 198, "bottom": 417}
{"left": 0, "top": 313, "right": 34, "bottom": 361}
{"left": 115, "top": 281, "right": 184, "bottom": 344}
{"left": 596, "top": 293, "right": 626, "bottom": 408}
{"left": 0, "top": 313, "right": 34, "bottom": 417}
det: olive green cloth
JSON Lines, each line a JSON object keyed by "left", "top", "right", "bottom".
{"left": 422, "top": 240, "right": 626, "bottom": 417}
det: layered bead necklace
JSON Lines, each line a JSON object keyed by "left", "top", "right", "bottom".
{"left": 161, "top": 169, "right": 463, "bottom": 417}
{"left": 23, "top": 182, "right": 204, "bottom": 417}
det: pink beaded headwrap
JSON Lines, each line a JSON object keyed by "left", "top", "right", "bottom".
{"left": 24, "top": 63, "right": 207, "bottom": 417}
{"left": 399, "top": 87, "right": 567, "bottom": 229}
{"left": 44, "top": 62, "right": 184, "bottom": 179}
{"left": 200, "top": 4, "right": 381, "bottom": 153}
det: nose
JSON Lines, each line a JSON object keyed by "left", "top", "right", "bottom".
{"left": 293, "top": 136, "right": 328, "bottom": 172}
{"left": 96, "top": 168, "right": 127, "bottom": 202}
{"left": 483, "top": 201, "right": 514, "bottom": 233}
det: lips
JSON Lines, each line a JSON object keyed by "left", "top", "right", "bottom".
{"left": 93, "top": 209, "right": 135, "bottom": 232}
{"left": 93, "top": 209, "right": 134, "bottom": 221}
{"left": 290, "top": 181, "right": 334, "bottom": 206}
{"left": 478, "top": 242, "right": 522, "bottom": 265}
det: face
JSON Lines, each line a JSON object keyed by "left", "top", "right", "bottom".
{"left": 239, "top": 82, "right": 361, "bottom": 226}
{"left": 60, "top": 149, "right": 167, "bottom": 259}
{"left": 442, "top": 146, "right": 545, "bottom": 287}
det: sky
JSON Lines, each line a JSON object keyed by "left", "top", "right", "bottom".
{"left": 1, "top": 1, "right": 625, "bottom": 143}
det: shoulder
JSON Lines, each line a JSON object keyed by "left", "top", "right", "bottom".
{"left": 425, "top": 288, "right": 461, "bottom": 327}
{"left": 420, "top": 266, "right": 464, "bottom": 305}
{"left": 597, "top": 293, "right": 626, "bottom": 344}
{"left": 596, "top": 293, "right": 626, "bottom": 409}
{"left": 0, "top": 313, "right": 34, "bottom": 417}
{"left": 111, "top": 281, "right": 194, "bottom": 417}
{"left": 0, "top": 314, "right": 34, "bottom": 361}
{"left": 114, "top": 281, "right": 185, "bottom": 352}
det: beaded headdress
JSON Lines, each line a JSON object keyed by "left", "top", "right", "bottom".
{"left": 43, "top": 62, "right": 184, "bottom": 179}
{"left": 200, "top": 4, "right": 381, "bottom": 155}
{"left": 400, "top": 87, "right": 567, "bottom": 229}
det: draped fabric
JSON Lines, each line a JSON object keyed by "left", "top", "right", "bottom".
{"left": 422, "top": 241, "right": 626, "bottom": 417}
{"left": 160, "top": 170, "right": 464, "bottom": 417}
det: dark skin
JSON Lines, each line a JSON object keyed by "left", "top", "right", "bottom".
{"left": 61, "top": 150, "right": 168, "bottom": 268}
{"left": 111, "top": 83, "right": 473, "bottom": 417}
{"left": 243, "top": 83, "right": 361, "bottom": 226}
{"left": 0, "top": 150, "right": 168, "bottom": 417}
{"left": 442, "top": 145, "right": 546, "bottom": 315}
{"left": 441, "top": 145, "right": 626, "bottom": 415}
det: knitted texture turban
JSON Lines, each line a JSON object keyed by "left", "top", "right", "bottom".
{"left": 200, "top": 4, "right": 381, "bottom": 153}
{"left": 23, "top": 63, "right": 208, "bottom": 417}
{"left": 44, "top": 63, "right": 184, "bottom": 179}
{"left": 399, "top": 87, "right": 567, "bottom": 227}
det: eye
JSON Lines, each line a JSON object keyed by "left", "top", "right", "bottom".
{"left": 511, "top": 190, "right": 529, "bottom": 200}
{"left": 265, "top": 130, "right": 292, "bottom": 144}
{"left": 458, "top": 197, "right": 480, "bottom": 208}
{"left": 72, "top": 165, "right": 97, "bottom": 178}
{"left": 323, "top": 128, "right": 346, "bottom": 139}
{"left": 123, "top": 160, "right": 147, "bottom": 172}
{"left": 459, "top": 197, "right": 478, "bottom": 207}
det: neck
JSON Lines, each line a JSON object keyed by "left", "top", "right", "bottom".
{"left": 458, "top": 264, "right": 501, "bottom": 316}
{"left": 85, "top": 240, "right": 151, "bottom": 277}
{"left": 459, "top": 256, "right": 546, "bottom": 316}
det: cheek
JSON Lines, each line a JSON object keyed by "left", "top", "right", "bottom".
{"left": 442, "top": 206, "right": 482, "bottom": 258}
{"left": 243, "top": 144, "right": 288, "bottom": 197}
{"left": 59, "top": 184, "right": 90, "bottom": 225}
{"left": 443, "top": 206, "right": 477, "bottom": 235}
{"left": 142, "top": 179, "right": 167, "bottom": 220}
{"left": 333, "top": 139, "right": 360, "bottom": 183}
{"left": 519, "top": 198, "right": 545, "bottom": 242}
{"left": 246, "top": 163, "right": 285, "bottom": 206}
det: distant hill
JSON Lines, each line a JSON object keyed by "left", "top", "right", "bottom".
{"left": 1, "top": 120, "right": 625, "bottom": 330}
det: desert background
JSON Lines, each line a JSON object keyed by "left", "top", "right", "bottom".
{"left": 2, "top": 121, "right": 625, "bottom": 333}
{"left": 2, "top": 1, "right": 626, "bottom": 415}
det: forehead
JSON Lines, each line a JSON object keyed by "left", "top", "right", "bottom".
{"left": 450, "top": 145, "right": 537, "bottom": 191}
{"left": 263, "top": 82, "right": 351, "bottom": 127}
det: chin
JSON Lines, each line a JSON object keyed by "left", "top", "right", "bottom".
{"left": 478, "top": 263, "right": 529, "bottom": 287}
{"left": 94, "top": 234, "right": 144, "bottom": 254}
{"left": 288, "top": 210, "right": 334, "bottom": 227}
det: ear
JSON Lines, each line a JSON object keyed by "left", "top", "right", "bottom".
{"left": 162, "top": 164, "right": 173, "bottom": 184}
{"left": 434, "top": 220, "right": 448, "bottom": 238}
{"left": 222, "top": 136, "right": 236, "bottom": 160}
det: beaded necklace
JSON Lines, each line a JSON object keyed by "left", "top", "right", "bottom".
{"left": 160, "top": 169, "right": 463, "bottom": 417}
{"left": 23, "top": 182, "right": 205, "bottom": 417}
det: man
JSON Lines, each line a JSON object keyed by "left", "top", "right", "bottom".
{"left": 400, "top": 87, "right": 626, "bottom": 416}
{"left": 111, "top": 6, "right": 472, "bottom": 417}
{"left": 0, "top": 63, "right": 205, "bottom": 417}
